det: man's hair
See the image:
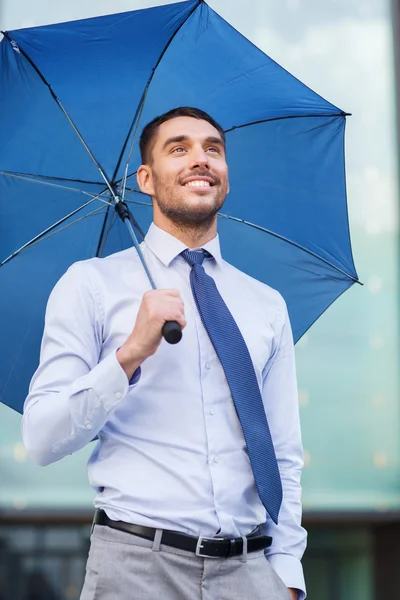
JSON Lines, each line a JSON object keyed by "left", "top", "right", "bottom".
{"left": 139, "top": 106, "right": 226, "bottom": 165}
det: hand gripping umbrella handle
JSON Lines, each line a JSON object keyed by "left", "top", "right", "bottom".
{"left": 115, "top": 202, "right": 183, "bottom": 345}
{"left": 162, "top": 321, "right": 182, "bottom": 344}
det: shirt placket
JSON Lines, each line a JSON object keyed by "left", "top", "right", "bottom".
{"left": 184, "top": 260, "right": 234, "bottom": 535}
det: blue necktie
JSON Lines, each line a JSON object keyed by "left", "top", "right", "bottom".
{"left": 182, "top": 249, "right": 282, "bottom": 524}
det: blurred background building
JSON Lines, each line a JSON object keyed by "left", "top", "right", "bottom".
{"left": 0, "top": 0, "right": 399, "bottom": 598}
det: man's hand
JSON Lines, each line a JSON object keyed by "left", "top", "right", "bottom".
{"left": 288, "top": 589, "right": 298, "bottom": 600}
{"left": 117, "top": 289, "right": 186, "bottom": 379}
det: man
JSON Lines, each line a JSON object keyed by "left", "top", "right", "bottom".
{"left": 22, "top": 107, "right": 307, "bottom": 600}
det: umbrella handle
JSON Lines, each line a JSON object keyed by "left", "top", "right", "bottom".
{"left": 162, "top": 321, "right": 182, "bottom": 345}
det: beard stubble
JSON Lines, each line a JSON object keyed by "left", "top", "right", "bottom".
{"left": 152, "top": 171, "right": 228, "bottom": 231}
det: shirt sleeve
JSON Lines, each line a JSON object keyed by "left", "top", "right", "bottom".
{"left": 262, "top": 297, "right": 307, "bottom": 600}
{"left": 21, "top": 261, "right": 140, "bottom": 467}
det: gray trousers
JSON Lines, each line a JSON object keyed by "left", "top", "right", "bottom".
{"left": 80, "top": 525, "right": 291, "bottom": 600}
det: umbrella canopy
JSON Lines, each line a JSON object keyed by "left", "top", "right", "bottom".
{"left": 0, "top": 0, "right": 360, "bottom": 413}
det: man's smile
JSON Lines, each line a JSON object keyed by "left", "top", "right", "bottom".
{"left": 181, "top": 175, "right": 216, "bottom": 190}
{"left": 184, "top": 180, "right": 211, "bottom": 188}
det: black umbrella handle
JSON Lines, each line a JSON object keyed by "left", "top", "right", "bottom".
{"left": 162, "top": 321, "right": 182, "bottom": 345}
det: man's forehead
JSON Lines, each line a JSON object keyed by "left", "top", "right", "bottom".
{"left": 156, "top": 116, "right": 222, "bottom": 143}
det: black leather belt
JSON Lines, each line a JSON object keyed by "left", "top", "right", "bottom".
{"left": 93, "top": 509, "right": 272, "bottom": 558}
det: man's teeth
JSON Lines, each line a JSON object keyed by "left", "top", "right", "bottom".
{"left": 185, "top": 180, "right": 211, "bottom": 187}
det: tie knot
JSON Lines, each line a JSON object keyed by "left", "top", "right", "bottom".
{"left": 181, "top": 249, "right": 209, "bottom": 267}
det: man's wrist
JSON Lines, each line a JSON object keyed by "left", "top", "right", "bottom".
{"left": 288, "top": 588, "right": 299, "bottom": 600}
{"left": 116, "top": 343, "right": 145, "bottom": 381}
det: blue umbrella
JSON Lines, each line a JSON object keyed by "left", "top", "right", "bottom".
{"left": 0, "top": 0, "right": 360, "bottom": 413}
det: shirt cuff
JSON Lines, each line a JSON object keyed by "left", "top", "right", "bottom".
{"left": 266, "top": 553, "right": 306, "bottom": 600}
{"left": 84, "top": 351, "right": 141, "bottom": 411}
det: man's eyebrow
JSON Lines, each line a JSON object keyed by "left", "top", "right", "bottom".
{"left": 162, "top": 135, "right": 188, "bottom": 150}
{"left": 161, "top": 135, "right": 225, "bottom": 151}
{"left": 204, "top": 136, "right": 225, "bottom": 148}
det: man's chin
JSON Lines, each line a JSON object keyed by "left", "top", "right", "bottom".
{"left": 162, "top": 207, "right": 219, "bottom": 228}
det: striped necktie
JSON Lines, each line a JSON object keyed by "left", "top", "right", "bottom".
{"left": 181, "top": 249, "right": 282, "bottom": 524}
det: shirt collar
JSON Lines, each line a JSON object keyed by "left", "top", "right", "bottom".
{"left": 144, "top": 223, "right": 223, "bottom": 268}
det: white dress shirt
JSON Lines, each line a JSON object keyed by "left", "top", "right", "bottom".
{"left": 22, "top": 223, "right": 307, "bottom": 598}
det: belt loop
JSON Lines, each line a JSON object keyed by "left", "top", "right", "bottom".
{"left": 152, "top": 529, "right": 163, "bottom": 552}
{"left": 241, "top": 536, "right": 248, "bottom": 563}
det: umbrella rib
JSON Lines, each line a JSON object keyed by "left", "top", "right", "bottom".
{"left": 113, "top": 0, "right": 203, "bottom": 186}
{"left": 115, "top": 196, "right": 362, "bottom": 285}
{"left": 121, "top": 199, "right": 362, "bottom": 285}
{"left": 0, "top": 171, "right": 112, "bottom": 204}
{"left": 217, "top": 212, "right": 362, "bottom": 284}
{"left": 223, "top": 112, "right": 350, "bottom": 134}
{"left": 115, "top": 171, "right": 138, "bottom": 188}
{"left": 0, "top": 199, "right": 104, "bottom": 268}
{"left": 1, "top": 32, "right": 119, "bottom": 205}
{"left": 123, "top": 187, "right": 141, "bottom": 195}
{"left": 125, "top": 199, "right": 152, "bottom": 207}
{"left": 0, "top": 170, "right": 103, "bottom": 186}
{"left": 13, "top": 206, "right": 107, "bottom": 256}
{"left": 122, "top": 200, "right": 362, "bottom": 284}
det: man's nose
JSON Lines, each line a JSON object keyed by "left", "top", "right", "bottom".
{"left": 189, "top": 146, "right": 209, "bottom": 169}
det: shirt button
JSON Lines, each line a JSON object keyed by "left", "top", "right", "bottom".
{"left": 85, "top": 422, "right": 92, "bottom": 430}
{"left": 209, "top": 409, "right": 215, "bottom": 415}
{"left": 115, "top": 392, "right": 122, "bottom": 400}
{"left": 213, "top": 456, "right": 219, "bottom": 464}
{"left": 205, "top": 362, "right": 211, "bottom": 370}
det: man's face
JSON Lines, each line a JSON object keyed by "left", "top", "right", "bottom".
{"left": 138, "top": 116, "right": 229, "bottom": 228}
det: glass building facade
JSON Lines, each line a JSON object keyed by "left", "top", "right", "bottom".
{"left": 1, "top": 0, "right": 399, "bottom": 598}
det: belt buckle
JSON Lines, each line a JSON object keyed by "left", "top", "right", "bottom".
{"left": 195, "top": 536, "right": 220, "bottom": 558}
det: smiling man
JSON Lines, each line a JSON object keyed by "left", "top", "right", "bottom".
{"left": 22, "top": 107, "right": 307, "bottom": 600}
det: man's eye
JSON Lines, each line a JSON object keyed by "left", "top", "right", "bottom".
{"left": 207, "top": 147, "right": 220, "bottom": 153}
{"left": 172, "top": 147, "right": 186, "bottom": 153}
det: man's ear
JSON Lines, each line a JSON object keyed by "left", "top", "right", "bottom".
{"left": 137, "top": 164, "right": 155, "bottom": 196}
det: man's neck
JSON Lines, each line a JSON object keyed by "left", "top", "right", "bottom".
{"left": 153, "top": 217, "right": 217, "bottom": 249}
